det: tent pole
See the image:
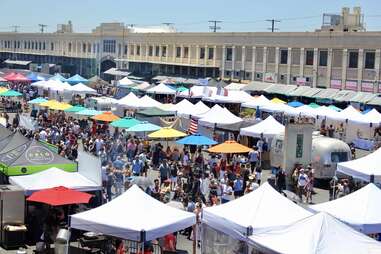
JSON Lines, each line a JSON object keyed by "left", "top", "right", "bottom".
{"left": 140, "top": 230, "right": 146, "bottom": 254}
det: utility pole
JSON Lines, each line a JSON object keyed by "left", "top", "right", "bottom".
{"left": 208, "top": 20, "right": 222, "bottom": 32}
{"left": 38, "top": 24, "right": 47, "bottom": 33}
{"left": 266, "top": 19, "right": 280, "bottom": 32}
{"left": 11, "top": 25, "right": 19, "bottom": 33}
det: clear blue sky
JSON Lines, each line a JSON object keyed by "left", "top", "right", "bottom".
{"left": 0, "top": 0, "right": 380, "bottom": 33}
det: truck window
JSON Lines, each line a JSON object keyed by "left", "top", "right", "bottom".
{"left": 331, "top": 152, "right": 348, "bottom": 163}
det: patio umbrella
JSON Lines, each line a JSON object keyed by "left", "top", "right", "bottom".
{"left": 308, "top": 102, "right": 320, "bottom": 109}
{"left": 91, "top": 111, "right": 120, "bottom": 122}
{"left": 39, "top": 99, "right": 59, "bottom": 107}
{"left": 64, "top": 105, "right": 86, "bottom": 113}
{"left": 148, "top": 127, "right": 187, "bottom": 139}
{"left": 208, "top": 140, "right": 252, "bottom": 154}
{"left": 176, "top": 133, "right": 217, "bottom": 146}
{"left": 75, "top": 109, "right": 103, "bottom": 117}
{"left": 110, "top": 117, "right": 141, "bottom": 128}
{"left": 0, "top": 87, "right": 8, "bottom": 93}
{"left": 28, "top": 97, "right": 48, "bottom": 104}
{"left": 270, "top": 97, "right": 286, "bottom": 104}
{"left": 27, "top": 72, "right": 45, "bottom": 82}
{"left": 49, "top": 102, "right": 72, "bottom": 111}
{"left": 27, "top": 186, "right": 92, "bottom": 206}
{"left": 0, "top": 89, "right": 23, "bottom": 97}
{"left": 288, "top": 101, "right": 304, "bottom": 108}
{"left": 126, "top": 121, "right": 161, "bottom": 132}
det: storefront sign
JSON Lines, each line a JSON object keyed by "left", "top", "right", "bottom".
{"left": 296, "top": 77, "right": 307, "bottom": 86}
{"left": 264, "top": 72, "right": 275, "bottom": 82}
{"left": 330, "top": 80, "right": 342, "bottom": 89}
{"left": 345, "top": 81, "right": 358, "bottom": 91}
{"left": 361, "top": 82, "right": 374, "bottom": 93}
{"left": 296, "top": 134, "right": 303, "bottom": 158}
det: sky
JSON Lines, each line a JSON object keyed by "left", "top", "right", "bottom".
{"left": 0, "top": 0, "right": 380, "bottom": 33}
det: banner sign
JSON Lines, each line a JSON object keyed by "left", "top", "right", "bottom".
{"left": 330, "top": 80, "right": 342, "bottom": 89}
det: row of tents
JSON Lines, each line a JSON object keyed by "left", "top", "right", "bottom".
{"left": 66, "top": 181, "right": 381, "bottom": 254}
{"left": 0, "top": 72, "right": 90, "bottom": 84}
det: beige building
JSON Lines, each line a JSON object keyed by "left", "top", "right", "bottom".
{"left": 0, "top": 7, "right": 380, "bottom": 93}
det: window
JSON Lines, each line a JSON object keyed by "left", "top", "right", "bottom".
{"left": 17, "top": 41, "right": 20, "bottom": 49}
{"left": 208, "top": 47, "right": 214, "bottom": 60}
{"left": 88, "top": 43, "right": 91, "bottom": 53}
{"left": 148, "top": 46, "right": 153, "bottom": 56}
{"left": 365, "top": 51, "right": 375, "bottom": 69}
{"left": 24, "top": 41, "right": 27, "bottom": 49}
{"left": 280, "top": 49, "right": 288, "bottom": 64}
{"left": 348, "top": 51, "right": 358, "bottom": 68}
{"left": 51, "top": 42, "right": 54, "bottom": 51}
{"left": 28, "top": 41, "right": 30, "bottom": 49}
{"left": 43, "top": 42, "right": 46, "bottom": 50}
{"left": 200, "top": 47, "right": 205, "bottom": 59}
{"left": 31, "top": 41, "right": 34, "bottom": 50}
{"left": 130, "top": 45, "right": 134, "bottom": 55}
{"left": 305, "top": 50, "right": 314, "bottom": 65}
{"left": 124, "top": 45, "right": 128, "bottom": 55}
{"left": 83, "top": 43, "right": 86, "bottom": 52}
{"left": 68, "top": 42, "right": 72, "bottom": 52}
{"left": 137, "top": 45, "right": 141, "bottom": 55}
{"left": 226, "top": 47, "right": 233, "bottom": 61}
{"left": 161, "top": 46, "right": 166, "bottom": 57}
{"left": 176, "top": 47, "right": 181, "bottom": 58}
{"left": 13, "top": 41, "right": 16, "bottom": 48}
{"left": 155, "top": 46, "right": 160, "bottom": 57}
{"left": 319, "top": 50, "right": 328, "bottom": 66}
{"left": 38, "top": 42, "right": 42, "bottom": 50}
{"left": 331, "top": 152, "right": 348, "bottom": 163}
{"left": 103, "top": 40, "right": 116, "bottom": 53}
{"left": 183, "top": 47, "right": 189, "bottom": 58}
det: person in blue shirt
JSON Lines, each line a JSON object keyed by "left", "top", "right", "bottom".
{"left": 233, "top": 174, "right": 244, "bottom": 198}
{"left": 131, "top": 155, "right": 144, "bottom": 176}
{"left": 113, "top": 156, "right": 125, "bottom": 170}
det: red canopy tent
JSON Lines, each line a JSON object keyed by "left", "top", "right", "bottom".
{"left": 26, "top": 186, "right": 92, "bottom": 206}
{"left": 4, "top": 72, "right": 30, "bottom": 82}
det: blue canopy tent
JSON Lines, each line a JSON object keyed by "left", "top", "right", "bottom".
{"left": 176, "top": 133, "right": 217, "bottom": 146}
{"left": 288, "top": 101, "right": 304, "bottom": 108}
{"left": 50, "top": 73, "right": 67, "bottom": 82}
{"left": 66, "top": 74, "right": 88, "bottom": 84}
{"left": 27, "top": 72, "right": 45, "bottom": 82}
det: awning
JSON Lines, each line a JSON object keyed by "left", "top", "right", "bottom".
{"left": 288, "top": 86, "right": 322, "bottom": 97}
{"left": 368, "top": 96, "right": 381, "bottom": 106}
{"left": 334, "top": 90, "right": 357, "bottom": 102}
{"left": 264, "top": 84, "right": 298, "bottom": 95}
{"left": 3, "top": 59, "right": 32, "bottom": 65}
{"left": 103, "top": 68, "right": 130, "bottom": 77}
{"left": 312, "top": 88, "right": 340, "bottom": 100}
{"left": 349, "top": 92, "right": 377, "bottom": 104}
{"left": 243, "top": 81, "right": 273, "bottom": 92}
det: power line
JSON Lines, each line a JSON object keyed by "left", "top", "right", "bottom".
{"left": 38, "top": 24, "right": 47, "bottom": 33}
{"left": 208, "top": 20, "right": 222, "bottom": 32}
{"left": 266, "top": 19, "right": 280, "bottom": 32}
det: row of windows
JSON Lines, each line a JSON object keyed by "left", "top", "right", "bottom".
{"left": 126, "top": 45, "right": 214, "bottom": 60}
{"left": 1, "top": 40, "right": 54, "bottom": 51}
{"left": 226, "top": 47, "right": 377, "bottom": 70}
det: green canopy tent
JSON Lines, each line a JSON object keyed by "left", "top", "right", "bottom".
{"left": 110, "top": 117, "right": 141, "bottom": 129}
{"left": 136, "top": 107, "right": 175, "bottom": 117}
{"left": 0, "top": 90, "right": 23, "bottom": 97}
{"left": 64, "top": 105, "right": 87, "bottom": 113}
{"left": 0, "top": 132, "right": 76, "bottom": 176}
{"left": 308, "top": 102, "right": 320, "bottom": 109}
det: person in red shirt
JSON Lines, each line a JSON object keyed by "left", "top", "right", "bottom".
{"left": 163, "top": 233, "right": 176, "bottom": 252}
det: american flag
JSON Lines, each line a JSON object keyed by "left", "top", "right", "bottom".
{"left": 188, "top": 118, "right": 198, "bottom": 134}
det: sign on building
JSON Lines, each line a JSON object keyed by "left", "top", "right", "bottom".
{"left": 361, "top": 82, "right": 374, "bottom": 93}
{"left": 264, "top": 72, "right": 275, "bottom": 82}
{"left": 330, "top": 80, "right": 342, "bottom": 89}
{"left": 345, "top": 80, "right": 358, "bottom": 91}
{"left": 296, "top": 77, "right": 307, "bottom": 86}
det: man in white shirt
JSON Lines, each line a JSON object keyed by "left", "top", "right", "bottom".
{"left": 39, "top": 129, "right": 47, "bottom": 142}
{"left": 297, "top": 168, "right": 308, "bottom": 202}
{"left": 248, "top": 146, "right": 260, "bottom": 174}
{"left": 221, "top": 180, "right": 234, "bottom": 204}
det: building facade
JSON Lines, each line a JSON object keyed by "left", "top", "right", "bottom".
{"left": 1, "top": 17, "right": 381, "bottom": 93}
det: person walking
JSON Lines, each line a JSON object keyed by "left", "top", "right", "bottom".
{"left": 297, "top": 168, "right": 308, "bottom": 203}
{"left": 159, "top": 159, "right": 170, "bottom": 186}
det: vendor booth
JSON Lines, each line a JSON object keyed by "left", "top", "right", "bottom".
{"left": 309, "top": 183, "right": 381, "bottom": 234}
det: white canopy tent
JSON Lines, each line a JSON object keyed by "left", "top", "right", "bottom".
{"left": 241, "top": 95, "right": 270, "bottom": 108}
{"left": 260, "top": 102, "right": 299, "bottom": 116}
{"left": 203, "top": 90, "right": 254, "bottom": 104}
{"left": 117, "top": 92, "right": 141, "bottom": 109}
{"left": 248, "top": 213, "right": 381, "bottom": 254}
{"left": 178, "top": 101, "right": 210, "bottom": 119}
{"left": 136, "top": 95, "right": 162, "bottom": 109}
{"left": 365, "top": 108, "right": 381, "bottom": 123}
{"left": 171, "top": 99, "right": 194, "bottom": 112}
{"left": 132, "top": 82, "right": 151, "bottom": 91}
{"left": 177, "top": 86, "right": 217, "bottom": 98}
{"left": 197, "top": 104, "right": 243, "bottom": 129}
{"left": 70, "top": 185, "right": 196, "bottom": 241}
{"left": 240, "top": 115, "right": 284, "bottom": 138}
{"left": 309, "top": 183, "right": 381, "bottom": 234}
{"left": 193, "top": 101, "right": 210, "bottom": 114}
{"left": 224, "top": 82, "right": 248, "bottom": 91}
{"left": 9, "top": 167, "right": 101, "bottom": 195}
{"left": 337, "top": 147, "right": 381, "bottom": 182}
{"left": 146, "top": 83, "right": 176, "bottom": 95}
{"left": 68, "top": 83, "right": 97, "bottom": 94}
{"left": 118, "top": 77, "right": 136, "bottom": 87}
{"left": 202, "top": 182, "right": 312, "bottom": 241}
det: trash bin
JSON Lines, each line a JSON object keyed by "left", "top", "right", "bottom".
{"left": 2, "top": 224, "right": 26, "bottom": 250}
{"left": 54, "top": 228, "right": 71, "bottom": 254}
